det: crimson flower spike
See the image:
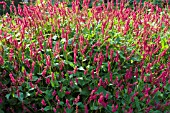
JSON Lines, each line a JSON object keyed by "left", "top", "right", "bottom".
{"left": 74, "top": 46, "right": 77, "bottom": 64}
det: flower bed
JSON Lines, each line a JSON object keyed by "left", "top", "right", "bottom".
{"left": 0, "top": 0, "right": 170, "bottom": 112}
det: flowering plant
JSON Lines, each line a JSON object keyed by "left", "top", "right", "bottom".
{"left": 0, "top": 0, "right": 170, "bottom": 112}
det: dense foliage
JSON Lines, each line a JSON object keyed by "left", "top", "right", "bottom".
{"left": 0, "top": 0, "right": 170, "bottom": 113}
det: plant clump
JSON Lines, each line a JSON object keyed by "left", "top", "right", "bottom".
{"left": 0, "top": 0, "right": 170, "bottom": 112}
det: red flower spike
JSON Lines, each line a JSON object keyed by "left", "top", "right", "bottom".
{"left": 65, "top": 91, "right": 71, "bottom": 95}
{"left": 66, "top": 99, "right": 71, "bottom": 109}
{"left": 74, "top": 95, "right": 80, "bottom": 104}
{"left": 59, "top": 60, "right": 64, "bottom": 70}
{"left": 74, "top": 47, "right": 77, "bottom": 64}
{"left": 112, "top": 104, "right": 118, "bottom": 112}
{"left": 98, "top": 78, "right": 102, "bottom": 87}
{"left": 17, "top": 89, "right": 20, "bottom": 97}
{"left": 46, "top": 55, "right": 51, "bottom": 67}
{"left": 29, "top": 73, "right": 33, "bottom": 81}
{"left": 75, "top": 77, "right": 78, "bottom": 83}
{"left": 110, "top": 49, "right": 114, "bottom": 60}
{"left": 84, "top": 69, "right": 88, "bottom": 75}
{"left": 110, "top": 72, "right": 113, "bottom": 82}
{"left": 98, "top": 93, "right": 107, "bottom": 107}
{"left": 108, "top": 61, "right": 111, "bottom": 72}
{"left": 52, "top": 90, "right": 56, "bottom": 96}
{"left": 84, "top": 104, "right": 88, "bottom": 113}
{"left": 29, "top": 82, "right": 34, "bottom": 88}
{"left": 52, "top": 72, "right": 55, "bottom": 81}
{"left": 91, "top": 70, "right": 94, "bottom": 79}
{"left": 42, "top": 68, "right": 46, "bottom": 77}
{"left": 70, "top": 80, "right": 73, "bottom": 87}
{"left": 41, "top": 99, "right": 46, "bottom": 106}
{"left": 53, "top": 107, "right": 56, "bottom": 113}
{"left": 9, "top": 73, "right": 16, "bottom": 84}
{"left": 151, "top": 88, "right": 159, "bottom": 95}
{"left": 105, "top": 93, "right": 109, "bottom": 100}
{"left": 46, "top": 78, "right": 50, "bottom": 85}
{"left": 0, "top": 55, "right": 4, "bottom": 65}
{"left": 115, "top": 91, "right": 119, "bottom": 99}
{"left": 31, "top": 61, "right": 35, "bottom": 73}
{"left": 55, "top": 95, "right": 59, "bottom": 101}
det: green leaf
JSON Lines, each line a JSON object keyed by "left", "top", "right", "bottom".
{"left": 59, "top": 101, "right": 64, "bottom": 105}
{"left": 25, "top": 92, "right": 31, "bottom": 97}
{"left": 80, "top": 87, "right": 90, "bottom": 95}
{"left": 58, "top": 91, "right": 65, "bottom": 98}
{"left": 88, "top": 10, "right": 92, "bottom": 17}
{"left": 44, "top": 106, "right": 51, "bottom": 111}
{"left": 45, "top": 90, "right": 53, "bottom": 99}
{"left": 18, "top": 92, "right": 24, "bottom": 101}
{"left": 51, "top": 80, "right": 59, "bottom": 88}
{"left": 131, "top": 56, "right": 141, "bottom": 62}
{"left": 134, "top": 97, "right": 141, "bottom": 110}
{"left": 166, "top": 84, "right": 170, "bottom": 91}
{"left": 78, "top": 66, "right": 85, "bottom": 71}
{"left": 64, "top": 61, "right": 75, "bottom": 68}
{"left": 77, "top": 102, "right": 84, "bottom": 108}
{"left": 68, "top": 38, "right": 73, "bottom": 45}
{"left": 150, "top": 110, "right": 162, "bottom": 113}
{"left": 106, "top": 105, "right": 112, "bottom": 113}
{"left": 96, "top": 86, "right": 107, "bottom": 95}
{"left": 90, "top": 105, "right": 98, "bottom": 110}
{"left": 119, "top": 51, "right": 125, "bottom": 60}
{"left": 32, "top": 76, "right": 38, "bottom": 81}
{"left": 5, "top": 94, "right": 10, "bottom": 100}
{"left": 66, "top": 108, "right": 74, "bottom": 113}
{"left": 0, "top": 109, "right": 4, "bottom": 113}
